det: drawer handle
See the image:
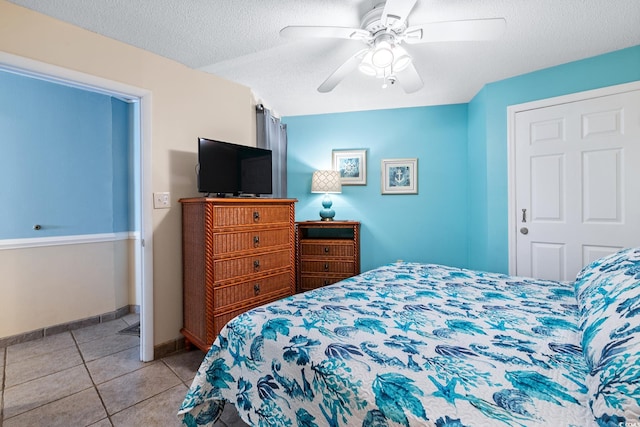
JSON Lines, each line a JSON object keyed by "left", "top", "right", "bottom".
{"left": 253, "top": 235, "right": 260, "bottom": 247}
{"left": 254, "top": 283, "right": 261, "bottom": 295}
{"left": 323, "top": 247, "right": 330, "bottom": 253}
{"left": 324, "top": 263, "right": 329, "bottom": 271}
{"left": 254, "top": 260, "right": 261, "bottom": 270}
{"left": 253, "top": 211, "right": 260, "bottom": 222}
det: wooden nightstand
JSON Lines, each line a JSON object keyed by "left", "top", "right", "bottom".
{"left": 295, "top": 221, "right": 360, "bottom": 292}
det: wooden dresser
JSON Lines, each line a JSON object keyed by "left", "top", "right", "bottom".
{"left": 295, "top": 221, "right": 360, "bottom": 293}
{"left": 180, "top": 197, "right": 296, "bottom": 351}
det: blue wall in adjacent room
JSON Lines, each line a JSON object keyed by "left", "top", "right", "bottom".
{"left": 285, "top": 104, "right": 469, "bottom": 272}
{"left": 286, "top": 45, "right": 640, "bottom": 274}
{"left": 0, "top": 71, "right": 134, "bottom": 239}
{"left": 111, "top": 97, "right": 134, "bottom": 233}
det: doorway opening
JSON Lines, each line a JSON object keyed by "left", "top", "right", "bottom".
{"left": 0, "top": 52, "right": 154, "bottom": 361}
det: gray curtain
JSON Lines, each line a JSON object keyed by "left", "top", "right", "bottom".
{"left": 256, "top": 104, "right": 287, "bottom": 198}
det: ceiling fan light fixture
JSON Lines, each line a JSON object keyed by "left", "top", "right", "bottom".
{"left": 358, "top": 62, "right": 378, "bottom": 77}
{"left": 393, "top": 54, "right": 411, "bottom": 72}
{"left": 391, "top": 45, "right": 411, "bottom": 72}
{"left": 358, "top": 51, "right": 378, "bottom": 76}
{"left": 282, "top": 2, "right": 506, "bottom": 94}
{"left": 371, "top": 41, "right": 394, "bottom": 68}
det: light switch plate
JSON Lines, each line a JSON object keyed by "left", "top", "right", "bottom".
{"left": 153, "top": 192, "right": 171, "bottom": 209}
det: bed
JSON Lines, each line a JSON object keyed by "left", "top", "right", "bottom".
{"left": 178, "top": 247, "right": 640, "bottom": 426}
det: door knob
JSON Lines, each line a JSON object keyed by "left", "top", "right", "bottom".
{"left": 520, "top": 227, "right": 529, "bottom": 235}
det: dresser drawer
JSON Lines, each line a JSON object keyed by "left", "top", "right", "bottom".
{"left": 212, "top": 271, "right": 291, "bottom": 310}
{"left": 212, "top": 292, "right": 285, "bottom": 338}
{"left": 213, "top": 227, "right": 290, "bottom": 257}
{"left": 299, "top": 240, "right": 354, "bottom": 257}
{"left": 213, "top": 249, "right": 291, "bottom": 282}
{"left": 300, "top": 260, "right": 355, "bottom": 275}
{"left": 213, "top": 205, "right": 291, "bottom": 228}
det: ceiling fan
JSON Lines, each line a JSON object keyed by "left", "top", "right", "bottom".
{"left": 280, "top": 0, "right": 506, "bottom": 93}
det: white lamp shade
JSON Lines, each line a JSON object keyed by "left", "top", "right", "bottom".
{"left": 371, "top": 41, "right": 394, "bottom": 68}
{"left": 358, "top": 43, "right": 413, "bottom": 79}
{"left": 311, "top": 170, "right": 342, "bottom": 193}
{"left": 392, "top": 45, "right": 412, "bottom": 72}
{"left": 358, "top": 51, "right": 377, "bottom": 76}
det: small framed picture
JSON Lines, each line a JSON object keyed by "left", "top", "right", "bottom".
{"left": 332, "top": 149, "right": 367, "bottom": 185}
{"left": 381, "top": 158, "right": 418, "bottom": 194}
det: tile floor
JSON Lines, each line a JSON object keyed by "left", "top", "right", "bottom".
{"left": 0, "top": 314, "right": 249, "bottom": 426}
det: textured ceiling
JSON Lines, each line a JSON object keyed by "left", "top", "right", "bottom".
{"left": 8, "top": 0, "right": 640, "bottom": 116}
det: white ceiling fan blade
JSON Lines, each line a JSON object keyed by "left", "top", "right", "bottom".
{"left": 396, "top": 62, "right": 423, "bottom": 93}
{"left": 280, "top": 26, "right": 370, "bottom": 42}
{"left": 404, "top": 18, "right": 506, "bottom": 44}
{"left": 318, "top": 49, "right": 368, "bottom": 93}
{"left": 381, "top": 0, "right": 418, "bottom": 28}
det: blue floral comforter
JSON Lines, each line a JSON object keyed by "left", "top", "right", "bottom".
{"left": 178, "top": 262, "right": 595, "bottom": 426}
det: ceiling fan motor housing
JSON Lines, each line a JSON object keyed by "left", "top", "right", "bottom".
{"left": 361, "top": 3, "right": 408, "bottom": 39}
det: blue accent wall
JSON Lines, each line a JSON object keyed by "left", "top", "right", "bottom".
{"left": 468, "top": 45, "right": 640, "bottom": 273}
{"left": 285, "top": 105, "right": 469, "bottom": 272}
{"left": 286, "top": 45, "right": 640, "bottom": 273}
{"left": 466, "top": 88, "right": 489, "bottom": 271}
{"left": 0, "top": 71, "right": 134, "bottom": 239}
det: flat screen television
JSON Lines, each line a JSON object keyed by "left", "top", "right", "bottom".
{"left": 197, "top": 137, "right": 273, "bottom": 197}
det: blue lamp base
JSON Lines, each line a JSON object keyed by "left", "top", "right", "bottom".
{"left": 319, "top": 194, "right": 335, "bottom": 221}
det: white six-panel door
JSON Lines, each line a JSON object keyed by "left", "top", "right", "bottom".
{"left": 510, "top": 85, "right": 640, "bottom": 281}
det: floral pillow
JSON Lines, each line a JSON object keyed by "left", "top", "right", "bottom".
{"left": 574, "top": 247, "right": 640, "bottom": 424}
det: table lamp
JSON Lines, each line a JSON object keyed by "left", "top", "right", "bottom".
{"left": 311, "top": 170, "right": 342, "bottom": 221}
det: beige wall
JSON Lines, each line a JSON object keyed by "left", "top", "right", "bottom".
{"left": 0, "top": 240, "right": 131, "bottom": 337}
{"left": 0, "top": 1, "right": 257, "bottom": 344}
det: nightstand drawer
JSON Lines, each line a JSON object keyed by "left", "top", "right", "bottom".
{"left": 299, "top": 275, "right": 347, "bottom": 291}
{"left": 213, "top": 227, "right": 290, "bottom": 257}
{"left": 213, "top": 205, "right": 290, "bottom": 228}
{"left": 300, "top": 260, "right": 355, "bottom": 275}
{"left": 212, "top": 271, "right": 291, "bottom": 309}
{"left": 213, "top": 249, "right": 291, "bottom": 282}
{"left": 300, "top": 241, "right": 354, "bottom": 257}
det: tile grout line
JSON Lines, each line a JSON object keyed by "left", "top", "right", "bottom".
{"left": 100, "top": 358, "right": 188, "bottom": 422}
{"left": 76, "top": 327, "right": 182, "bottom": 423}
{"left": 2, "top": 320, "right": 147, "bottom": 426}
{"left": 71, "top": 329, "right": 114, "bottom": 426}
{"left": 1, "top": 319, "right": 199, "bottom": 426}
{"left": 161, "top": 358, "right": 194, "bottom": 389}
{"left": 1, "top": 335, "right": 91, "bottom": 422}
